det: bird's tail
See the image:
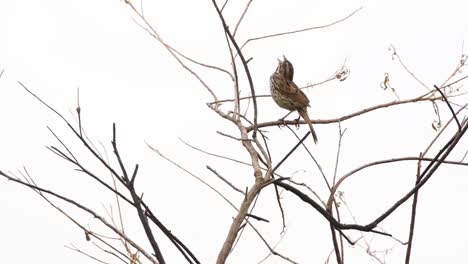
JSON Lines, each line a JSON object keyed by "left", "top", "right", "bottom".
{"left": 299, "top": 109, "right": 318, "bottom": 144}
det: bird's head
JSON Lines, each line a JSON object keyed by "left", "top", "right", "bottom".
{"left": 277, "top": 56, "right": 294, "bottom": 81}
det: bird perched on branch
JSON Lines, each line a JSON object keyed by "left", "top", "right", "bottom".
{"left": 270, "top": 56, "right": 318, "bottom": 143}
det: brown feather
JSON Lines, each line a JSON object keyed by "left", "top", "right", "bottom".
{"left": 270, "top": 57, "right": 318, "bottom": 144}
{"left": 298, "top": 108, "right": 318, "bottom": 143}
{"left": 284, "top": 80, "right": 310, "bottom": 107}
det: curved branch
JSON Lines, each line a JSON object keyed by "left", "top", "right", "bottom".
{"left": 246, "top": 94, "right": 442, "bottom": 131}
{"left": 271, "top": 121, "right": 468, "bottom": 239}
{"left": 433, "top": 85, "right": 461, "bottom": 130}
{"left": 239, "top": 7, "right": 362, "bottom": 50}
{"left": 330, "top": 156, "right": 468, "bottom": 205}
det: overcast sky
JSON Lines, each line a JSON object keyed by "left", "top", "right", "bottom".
{"left": 1, "top": 0, "right": 468, "bottom": 263}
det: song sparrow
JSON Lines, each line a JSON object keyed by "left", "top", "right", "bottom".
{"left": 270, "top": 56, "right": 318, "bottom": 143}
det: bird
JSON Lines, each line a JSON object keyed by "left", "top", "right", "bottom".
{"left": 270, "top": 56, "right": 318, "bottom": 143}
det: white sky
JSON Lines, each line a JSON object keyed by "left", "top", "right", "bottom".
{"left": 1, "top": 0, "right": 468, "bottom": 263}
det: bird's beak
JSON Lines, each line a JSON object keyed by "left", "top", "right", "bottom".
{"left": 277, "top": 58, "right": 282, "bottom": 65}
{"left": 283, "top": 55, "right": 287, "bottom": 61}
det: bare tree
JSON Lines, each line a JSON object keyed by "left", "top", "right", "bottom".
{"left": 1, "top": 1, "right": 468, "bottom": 264}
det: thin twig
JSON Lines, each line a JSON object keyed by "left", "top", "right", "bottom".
{"left": 65, "top": 244, "right": 112, "bottom": 264}
{"left": 20, "top": 82, "right": 198, "bottom": 264}
{"left": 233, "top": 0, "right": 254, "bottom": 36}
{"left": 217, "top": 131, "right": 253, "bottom": 141}
{"left": 220, "top": 0, "right": 229, "bottom": 12}
{"left": 208, "top": 63, "right": 347, "bottom": 105}
{"left": 272, "top": 132, "right": 310, "bottom": 172}
{"left": 76, "top": 87, "right": 82, "bottom": 137}
{"left": 433, "top": 85, "right": 462, "bottom": 130}
{"left": 147, "top": 142, "right": 239, "bottom": 210}
{"left": 389, "top": 45, "right": 431, "bottom": 91}
{"left": 207, "top": 165, "right": 245, "bottom": 195}
{"left": 0, "top": 170, "right": 157, "bottom": 263}
{"left": 179, "top": 137, "right": 252, "bottom": 166}
{"left": 285, "top": 126, "right": 328, "bottom": 189}
{"left": 239, "top": 7, "right": 362, "bottom": 50}
{"left": 111, "top": 124, "right": 164, "bottom": 263}
{"left": 271, "top": 121, "right": 467, "bottom": 235}
{"left": 405, "top": 152, "right": 423, "bottom": 264}
{"left": 124, "top": 0, "right": 219, "bottom": 100}
{"left": 211, "top": 0, "right": 259, "bottom": 134}
{"left": 442, "top": 74, "right": 468, "bottom": 88}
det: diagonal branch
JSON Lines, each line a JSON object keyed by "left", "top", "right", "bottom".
{"left": 111, "top": 124, "right": 165, "bottom": 264}
{"left": 211, "top": 0, "right": 259, "bottom": 131}
{"left": 0, "top": 170, "right": 157, "bottom": 263}
{"left": 273, "top": 120, "right": 467, "bottom": 235}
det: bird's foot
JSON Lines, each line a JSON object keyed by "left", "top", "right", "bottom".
{"left": 277, "top": 118, "right": 288, "bottom": 128}
{"left": 294, "top": 117, "right": 301, "bottom": 129}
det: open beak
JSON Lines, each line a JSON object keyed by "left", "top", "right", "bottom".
{"left": 276, "top": 58, "right": 282, "bottom": 68}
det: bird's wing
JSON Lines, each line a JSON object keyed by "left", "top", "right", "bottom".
{"left": 283, "top": 80, "right": 310, "bottom": 107}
